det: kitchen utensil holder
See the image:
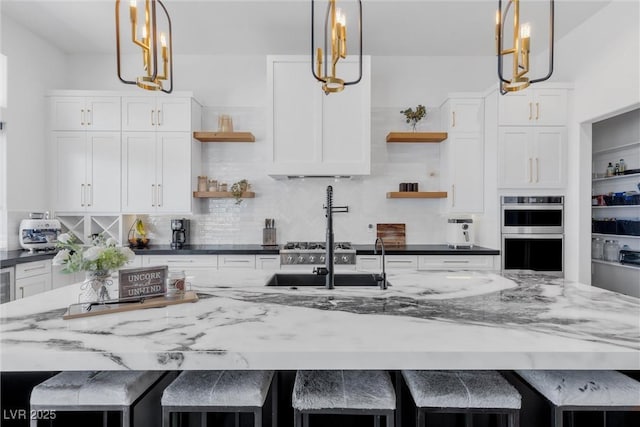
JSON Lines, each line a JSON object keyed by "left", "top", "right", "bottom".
{"left": 263, "top": 228, "right": 277, "bottom": 246}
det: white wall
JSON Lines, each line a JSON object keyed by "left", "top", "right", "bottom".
{"left": 1, "top": 14, "right": 68, "bottom": 249}
{"left": 548, "top": 0, "right": 640, "bottom": 282}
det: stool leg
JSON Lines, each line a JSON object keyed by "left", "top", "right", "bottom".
{"left": 416, "top": 408, "right": 425, "bottom": 427}
{"left": 374, "top": 415, "right": 381, "bottom": 427}
{"left": 303, "top": 413, "right": 309, "bottom": 427}
{"left": 395, "top": 372, "right": 402, "bottom": 427}
{"left": 122, "top": 407, "right": 131, "bottom": 427}
{"left": 387, "top": 410, "right": 395, "bottom": 427}
{"left": 293, "top": 409, "right": 301, "bottom": 427}
{"left": 254, "top": 409, "right": 262, "bottom": 427}
{"left": 235, "top": 412, "right": 240, "bottom": 427}
{"left": 201, "top": 412, "right": 207, "bottom": 427}
{"left": 103, "top": 411, "right": 108, "bottom": 427}
{"left": 552, "top": 408, "right": 563, "bottom": 427}
{"left": 162, "top": 409, "right": 170, "bottom": 427}
{"left": 465, "top": 413, "right": 473, "bottom": 427}
{"left": 272, "top": 374, "right": 279, "bottom": 427}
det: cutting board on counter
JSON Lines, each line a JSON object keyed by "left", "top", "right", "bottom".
{"left": 377, "top": 223, "right": 406, "bottom": 247}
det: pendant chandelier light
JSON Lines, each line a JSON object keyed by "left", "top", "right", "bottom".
{"left": 115, "top": 0, "right": 173, "bottom": 93}
{"left": 311, "top": 0, "right": 363, "bottom": 94}
{"left": 496, "top": 0, "right": 554, "bottom": 94}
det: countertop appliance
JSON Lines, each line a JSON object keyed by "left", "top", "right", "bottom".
{"left": 19, "top": 212, "right": 61, "bottom": 252}
{"left": 501, "top": 196, "right": 564, "bottom": 275}
{"left": 171, "top": 218, "right": 189, "bottom": 249}
{"left": 620, "top": 250, "right": 640, "bottom": 267}
{"left": 446, "top": 218, "right": 474, "bottom": 249}
{"left": 280, "top": 241, "right": 356, "bottom": 269}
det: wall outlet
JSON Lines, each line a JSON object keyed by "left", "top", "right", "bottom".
{"left": 367, "top": 224, "right": 374, "bottom": 233}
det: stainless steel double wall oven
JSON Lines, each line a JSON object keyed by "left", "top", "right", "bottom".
{"left": 501, "top": 196, "right": 564, "bottom": 275}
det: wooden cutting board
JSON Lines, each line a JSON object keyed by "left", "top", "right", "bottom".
{"left": 377, "top": 223, "right": 406, "bottom": 247}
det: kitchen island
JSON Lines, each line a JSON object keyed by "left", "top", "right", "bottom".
{"left": 0, "top": 270, "right": 638, "bottom": 371}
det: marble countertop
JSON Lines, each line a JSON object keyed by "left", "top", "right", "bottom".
{"left": 1, "top": 270, "right": 638, "bottom": 371}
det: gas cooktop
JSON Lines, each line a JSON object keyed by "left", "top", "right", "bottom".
{"left": 280, "top": 241, "right": 355, "bottom": 265}
{"left": 281, "top": 241, "right": 353, "bottom": 251}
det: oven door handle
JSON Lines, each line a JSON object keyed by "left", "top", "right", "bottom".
{"left": 501, "top": 205, "right": 563, "bottom": 210}
{"left": 502, "top": 233, "right": 564, "bottom": 239}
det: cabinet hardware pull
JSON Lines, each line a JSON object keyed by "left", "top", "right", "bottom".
{"left": 80, "top": 108, "right": 85, "bottom": 125}
{"left": 151, "top": 109, "right": 155, "bottom": 126}
{"left": 451, "top": 184, "right": 455, "bottom": 208}
{"left": 225, "top": 260, "right": 250, "bottom": 263}
{"left": 87, "top": 108, "right": 92, "bottom": 125}
{"left": 360, "top": 257, "right": 378, "bottom": 261}
{"left": 168, "top": 260, "right": 193, "bottom": 263}
{"left": 20, "top": 287, "right": 24, "bottom": 298}
{"left": 87, "top": 183, "right": 92, "bottom": 207}
{"left": 536, "top": 102, "right": 540, "bottom": 120}
{"left": 24, "top": 265, "right": 46, "bottom": 271}
{"left": 452, "top": 111, "right": 456, "bottom": 128}
{"left": 81, "top": 184, "right": 85, "bottom": 206}
{"left": 151, "top": 184, "right": 156, "bottom": 207}
{"left": 536, "top": 158, "right": 539, "bottom": 183}
{"left": 158, "top": 184, "right": 162, "bottom": 207}
{"left": 528, "top": 103, "right": 532, "bottom": 120}
{"left": 158, "top": 110, "right": 163, "bottom": 126}
{"left": 387, "top": 260, "right": 413, "bottom": 263}
{"left": 529, "top": 158, "right": 533, "bottom": 183}
{"left": 443, "top": 260, "right": 470, "bottom": 264}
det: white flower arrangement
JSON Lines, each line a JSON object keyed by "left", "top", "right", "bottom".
{"left": 53, "top": 233, "right": 135, "bottom": 273}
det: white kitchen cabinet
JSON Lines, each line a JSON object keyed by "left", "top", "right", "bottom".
{"left": 49, "top": 96, "right": 120, "bottom": 131}
{"left": 15, "top": 260, "right": 52, "bottom": 298}
{"left": 256, "top": 255, "right": 280, "bottom": 270}
{"left": 121, "top": 132, "right": 197, "bottom": 214}
{"left": 54, "top": 132, "right": 121, "bottom": 212}
{"left": 498, "top": 89, "right": 567, "bottom": 126}
{"left": 141, "top": 255, "right": 218, "bottom": 286}
{"left": 356, "top": 255, "right": 381, "bottom": 272}
{"left": 218, "top": 255, "right": 256, "bottom": 269}
{"left": 418, "top": 255, "right": 495, "bottom": 271}
{"left": 440, "top": 96, "right": 484, "bottom": 213}
{"left": 122, "top": 96, "right": 192, "bottom": 132}
{"left": 498, "top": 127, "right": 566, "bottom": 188}
{"left": 266, "top": 55, "right": 371, "bottom": 177}
{"left": 384, "top": 255, "right": 418, "bottom": 271}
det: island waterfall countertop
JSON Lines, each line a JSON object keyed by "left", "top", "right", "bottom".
{"left": 0, "top": 270, "right": 638, "bottom": 372}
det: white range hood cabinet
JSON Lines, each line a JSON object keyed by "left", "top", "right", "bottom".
{"left": 266, "top": 55, "right": 371, "bottom": 179}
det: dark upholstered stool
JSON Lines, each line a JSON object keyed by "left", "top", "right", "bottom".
{"left": 161, "top": 370, "right": 276, "bottom": 427}
{"left": 30, "top": 370, "right": 167, "bottom": 427}
{"left": 401, "top": 370, "right": 521, "bottom": 427}
{"left": 516, "top": 370, "right": 640, "bottom": 427}
{"left": 292, "top": 370, "right": 396, "bottom": 427}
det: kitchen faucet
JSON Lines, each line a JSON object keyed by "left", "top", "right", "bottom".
{"left": 313, "top": 185, "right": 348, "bottom": 289}
{"left": 374, "top": 237, "right": 387, "bottom": 290}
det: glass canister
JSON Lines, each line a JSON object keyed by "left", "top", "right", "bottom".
{"left": 591, "top": 238, "right": 604, "bottom": 260}
{"left": 167, "top": 270, "right": 186, "bottom": 297}
{"left": 603, "top": 240, "right": 620, "bottom": 262}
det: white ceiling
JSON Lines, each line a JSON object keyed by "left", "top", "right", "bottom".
{"left": 1, "top": 0, "right": 611, "bottom": 57}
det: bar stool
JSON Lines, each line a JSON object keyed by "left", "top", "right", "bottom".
{"left": 161, "top": 370, "right": 276, "bottom": 427}
{"left": 29, "top": 370, "right": 167, "bottom": 427}
{"left": 292, "top": 370, "right": 396, "bottom": 427}
{"left": 401, "top": 370, "right": 521, "bottom": 427}
{"left": 516, "top": 370, "right": 640, "bottom": 427}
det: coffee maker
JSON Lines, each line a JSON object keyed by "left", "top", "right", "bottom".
{"left": 170, "top": 218, "right": 190, "bottom": 249}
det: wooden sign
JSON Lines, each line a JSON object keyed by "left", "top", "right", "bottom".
{"left": 118, "top": 266, "right": 167, "bottom": 299}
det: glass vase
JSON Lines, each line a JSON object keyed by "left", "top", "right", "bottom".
{"left": 79, "top": 270, "right": 112, "bottom": 310}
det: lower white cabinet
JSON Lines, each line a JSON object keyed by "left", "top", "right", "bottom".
{"left": 15, "top": 260, "right": 52, "bottom": 299}
{"left": 417, "top": 255, "right": 495, "bottom": 271}
{"left": 256, "top": 255, "right": 280, "bottom": 270}
{"left": 141, "top": 255, "right": 218, "bottom": 286}
{"left": 356, "top": 255, "right": 381, "bottom": 272}
{"left": 218, "top": 255, "right": 256, "bottom": 269}
{"left": 385, "top": 255, "right": 418, "bottom": 271}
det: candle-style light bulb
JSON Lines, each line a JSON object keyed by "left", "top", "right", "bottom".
{"left": 160, "top": 33, "right": 167, "bottom": 48}
{"left": 495, "top": 9, "right": 501, "bottom": 54}
{"left": 520, "top": 23, "right": 531, "bottom": 40}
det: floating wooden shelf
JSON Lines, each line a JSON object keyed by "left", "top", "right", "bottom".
{"left": 193, "top": 131, "right": 256, "bottom": 142}
{"left": 386, "top": 191, "right": 448, "bottom": 199}
{"left": 386, "top": 132, "right": 448, "bottom": 143}
{"left": 193, "top": 191, "right": 256, "bottom": 199}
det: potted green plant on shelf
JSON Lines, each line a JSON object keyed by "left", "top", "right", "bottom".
{"left": 230, "top": 179, "right": 249, "bottom": 204}
{"left": 400, "top": 104, "right": 427, "bottom": 132}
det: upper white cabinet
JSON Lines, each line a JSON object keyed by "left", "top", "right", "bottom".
{"left": 266, "top": 55, "right": 371, "bottom": 177}
{"left": 54, "top": 132, "right": 121, "bottom": 212}
{"left": 121, "top": 132, "right": 198, "bottom": 214}
{"left": 50, "top": 96, "right": 120, "bottom": 131}
{"left": 498, "top": 88, "right": 567, "bottom": 126}
{"left": 440, "top": 97, "right": 484, "bottom": 213}
{"left": 498, "top": 127, "right": 566, "bottom": 188}
{"left": 122, "top": 96, "right": 192, "bottom": 132}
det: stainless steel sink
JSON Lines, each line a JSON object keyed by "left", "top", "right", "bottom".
{"left": 265, "top": 273, "right": 387, "bottom": 288}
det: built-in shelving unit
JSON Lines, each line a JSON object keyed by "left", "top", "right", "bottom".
{"left": 193, "top": 131, "right": 255, "bottom": 142}
{"left": 386, "top": 191, "right": 447, "bottom": 199}
{"left": 386, "top": 132, "right": 448, "bottom": 143}
{"left": 193, "top": 191, "right": 256, "bottom": 199}
{"left": 593, "top": 233, "right": 640, "bottom": 240}
{"left": 592, "top": 172, "right": 640, "bottom": 182}
{"left": 592, "top": 141, "right": 640, "bottom": 156}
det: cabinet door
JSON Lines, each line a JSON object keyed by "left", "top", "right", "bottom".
{"left": 384, "top": 255, "right": 418, "bottom": 271}
{"left": 322, "top": 59, "right": 371, "bottom": 176}
{"left": 156, "top": 97, "right": 191, "bottom": 131}
{"left": 533, "top": 89, "right": 567, "bottom": 126}
{"left": 268, "top": 58, "right": 320, "bottom": 174}
{"left": 54, "top": 132, "right": 87, "bottom": 211}
{"left": 356, "top": 255, "right": 381, "bottom": 272}
{"left": 50, "top": 97, "right": 85, "bottom": 131}
{"left": 498, "top": 127, "right": 533, "bottom": 188}
{"left": 449, "top": 134, "right": 484, "bottom": 212}
{"left": 156, "top": 132, "right": 192, "bottom": 213}
{"left": 122, "top": 97, "right": 156, "bottom": 131}
{"left": 532, "top": 127, "right": 565, "bottom": 187}
{"left": 85, "top": 97, "right": 121, "bottom": 131}
{"left": 498, "top": 92, "right": 532, "bottom": 126}
{"left": 447, "top": 99, "right": 484, "bottom": 133}
{"left": 16, "top": 274, "right": 51, "bottom": 299}
{"left": 121, "top": 132, "right": 157, "bottom": 212}
{"left": 218, "top": 255, "right": 256, "bottom": 269}
{"left": 256, "top": 255, "right": 280, "bottom": 270}
{"left": 86, "top": 132, "right": 121, "bottom": 212}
